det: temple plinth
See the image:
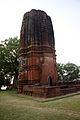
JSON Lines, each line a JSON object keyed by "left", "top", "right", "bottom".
{"left": 18, "top": 9, "right": 58, "bottom": 97}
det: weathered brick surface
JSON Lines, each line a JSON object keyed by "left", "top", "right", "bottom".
{"left": 18, "top": 9, "right": 58, "bottom": 95}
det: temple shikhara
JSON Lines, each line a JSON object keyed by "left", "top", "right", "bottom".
{"left": 18, "top": 9, "right": 80, "bottom": 97}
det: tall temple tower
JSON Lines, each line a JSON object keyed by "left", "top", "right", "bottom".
{"left": 18, "top": 9, "right": 58, "bottom": 95}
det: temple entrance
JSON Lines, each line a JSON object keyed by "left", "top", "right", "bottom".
{"left": 48, "top": 76, "right": 53, "bottom": 86}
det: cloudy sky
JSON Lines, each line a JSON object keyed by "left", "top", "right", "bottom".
{"left": 0, "top": 0, "right": 80, "bottom": 65}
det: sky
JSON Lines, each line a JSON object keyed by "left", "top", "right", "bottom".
{"left": 0, "top": 0, "right": 80, "bottom": 65}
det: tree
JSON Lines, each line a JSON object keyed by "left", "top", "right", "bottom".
{"left": 0, "top": 44, "right": 6, "bottom": 89}
{"left": 0, "top": 37, "right": 19, "bottom": 89}
{"left": 57, "top": 63, "right": 65, "bottom": 80}
{"left": 63, "top": 63, "right": 80, "bottom": 81}
{"left": 57, "top": 63, "right": 80, "bottom": 81}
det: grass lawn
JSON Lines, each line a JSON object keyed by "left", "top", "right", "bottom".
{"left": 0, "top": 90, "right": 80, "bottom": 120}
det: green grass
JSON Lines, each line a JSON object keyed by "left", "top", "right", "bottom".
{"left": 0, "top": 90, "right": 80, "bottom": 120}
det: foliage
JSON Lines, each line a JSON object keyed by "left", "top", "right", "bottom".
{"left": 57, "top": 63, "right": 65, "bottom": 80}
{"left": 63, "top": 63, "right": 80, "bottom": 81}
{"left": 0, "top": 37, "right": 19, "bottom": 88}
{"left": 57, "top": 63, "right": 80, "bottom": 81}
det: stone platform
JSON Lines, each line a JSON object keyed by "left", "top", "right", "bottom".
{"left": 22, "top": 83, "right": 80, "bottom": 98}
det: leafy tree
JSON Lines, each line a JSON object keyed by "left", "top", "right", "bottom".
{"left": 57, "top": 63, "right": 65, "bottom": 80}
{"left": 0, "top": 44, "right": 6, "bottom": 89}
{"left": 0, "top": 37, "right": 19, "bottom": 89}
{"left": 57, "top": 63, "right": 80, "bottom": 81}
{"left": 63, "top": 63, "right": 80, "bottom": 81}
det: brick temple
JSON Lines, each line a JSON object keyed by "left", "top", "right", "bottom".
{"left": 18, "top": 9, "right": 80, "bottom": 98}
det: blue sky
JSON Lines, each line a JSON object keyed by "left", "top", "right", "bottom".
{"left": 0, "top": 0, "right": 80, "bottom": 65}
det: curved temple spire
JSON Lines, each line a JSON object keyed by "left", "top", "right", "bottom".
{"left": 20, "top": 9, "right": 55, "bottom": 48}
